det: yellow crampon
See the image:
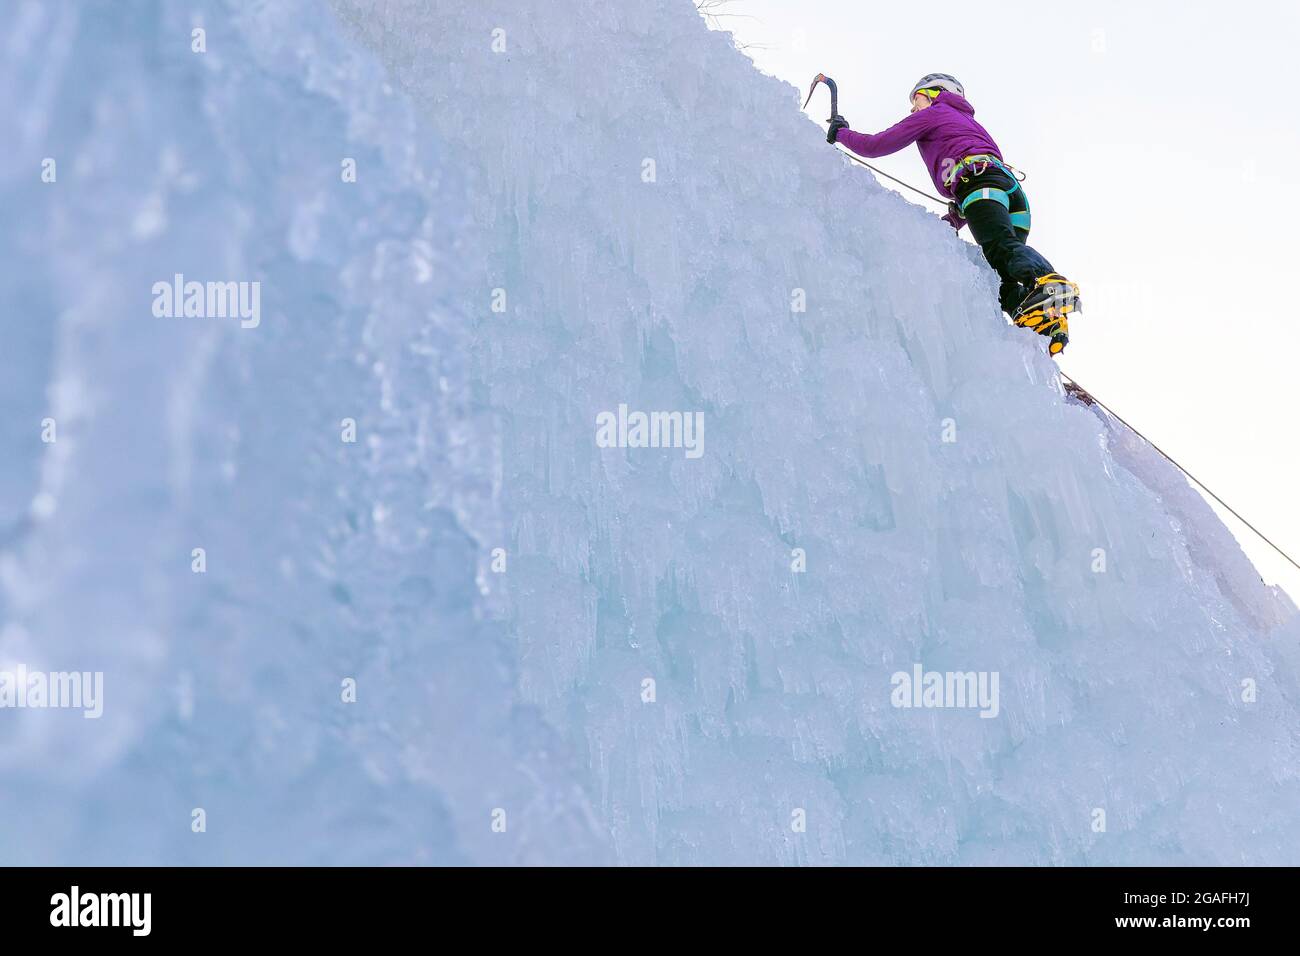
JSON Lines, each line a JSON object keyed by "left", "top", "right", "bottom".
{"left": 1014, "top": 274, "right": 1078, "bottom": 356}
{"left": 1014, "top": 311, "right": 1069, "bottom": 354}
{"left": 1014, "top": 310, "right": 1064, "bottom": 332}
{"left": 1048, "top": 324, "right": 1068, "bottom": 356}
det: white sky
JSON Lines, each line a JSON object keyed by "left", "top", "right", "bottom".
{"left": 713, "top": 0, "right": 1300, "bottom": 595}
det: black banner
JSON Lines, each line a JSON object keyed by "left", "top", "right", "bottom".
{"left": 0, "top": 866, "right": 1283, "bottom": 942}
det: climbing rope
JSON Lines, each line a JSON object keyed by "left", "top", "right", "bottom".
{"left": 833, "top": 146, "right": 947, "bottom": 206}
{"left": 1061, "top": 373, "right": 1300, "bottom": 575}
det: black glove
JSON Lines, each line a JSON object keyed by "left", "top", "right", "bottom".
{"left": 826, "top": 115, "right": 849, "bottom": 144}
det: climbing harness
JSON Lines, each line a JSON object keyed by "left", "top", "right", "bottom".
{"left": 950, "top": 154, "right": 1032, "bottom": 231}
{"left": 945, "top": 154, "right": 1027, "bottom": 187}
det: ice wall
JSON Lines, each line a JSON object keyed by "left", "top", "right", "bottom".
{"left": 0, "top": 0, "right": 608, "bottom": 866}
{"left": 329, "top": 0, "right": 1300, "bottom": 865}
{"left": 0, "top": 0, "right": 1297, "bottom": 865}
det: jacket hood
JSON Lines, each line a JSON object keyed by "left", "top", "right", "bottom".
{"left": 934, "top": 91, "right": 975, "bottom": 116}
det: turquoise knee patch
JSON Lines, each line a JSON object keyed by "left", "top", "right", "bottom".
{"left": 961, "top": 185, "right": 1032, "bottom": 233}
{"left": 960, "top": 187, "right": 1011, "bottom": 214}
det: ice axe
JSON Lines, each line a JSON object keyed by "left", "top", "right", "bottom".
{"left": 802, "top": 73, "right": 838, "bottom": 121}
{"left": 802, "top": 71, "right": 948, "bottom": 207}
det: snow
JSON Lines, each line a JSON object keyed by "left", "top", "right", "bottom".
{"left": 0, "top": 0, "right": 1297, "bottom": 865}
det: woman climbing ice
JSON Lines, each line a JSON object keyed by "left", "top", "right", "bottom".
{"left": 824, "top": 73, "right": 1080, "bottom": 355}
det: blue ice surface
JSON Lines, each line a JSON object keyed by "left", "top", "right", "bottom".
{"left": 0, "top": 0, "right": 1296, "bottom": 865}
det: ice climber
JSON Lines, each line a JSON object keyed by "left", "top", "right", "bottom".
{"left": 825, "top": 72, "right": 1080, "bottom": 355}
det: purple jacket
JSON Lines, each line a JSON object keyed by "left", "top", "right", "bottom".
{"left": 835, "top": 91, "right": 1001, "bottom": 201}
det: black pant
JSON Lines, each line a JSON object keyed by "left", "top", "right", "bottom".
{"left": 955, "top": 168, "right": 1054, "bottom": 315}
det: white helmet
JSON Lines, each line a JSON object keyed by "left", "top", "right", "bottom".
{"left": 910, "top": 73, "right": 965, "bottom": 103}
